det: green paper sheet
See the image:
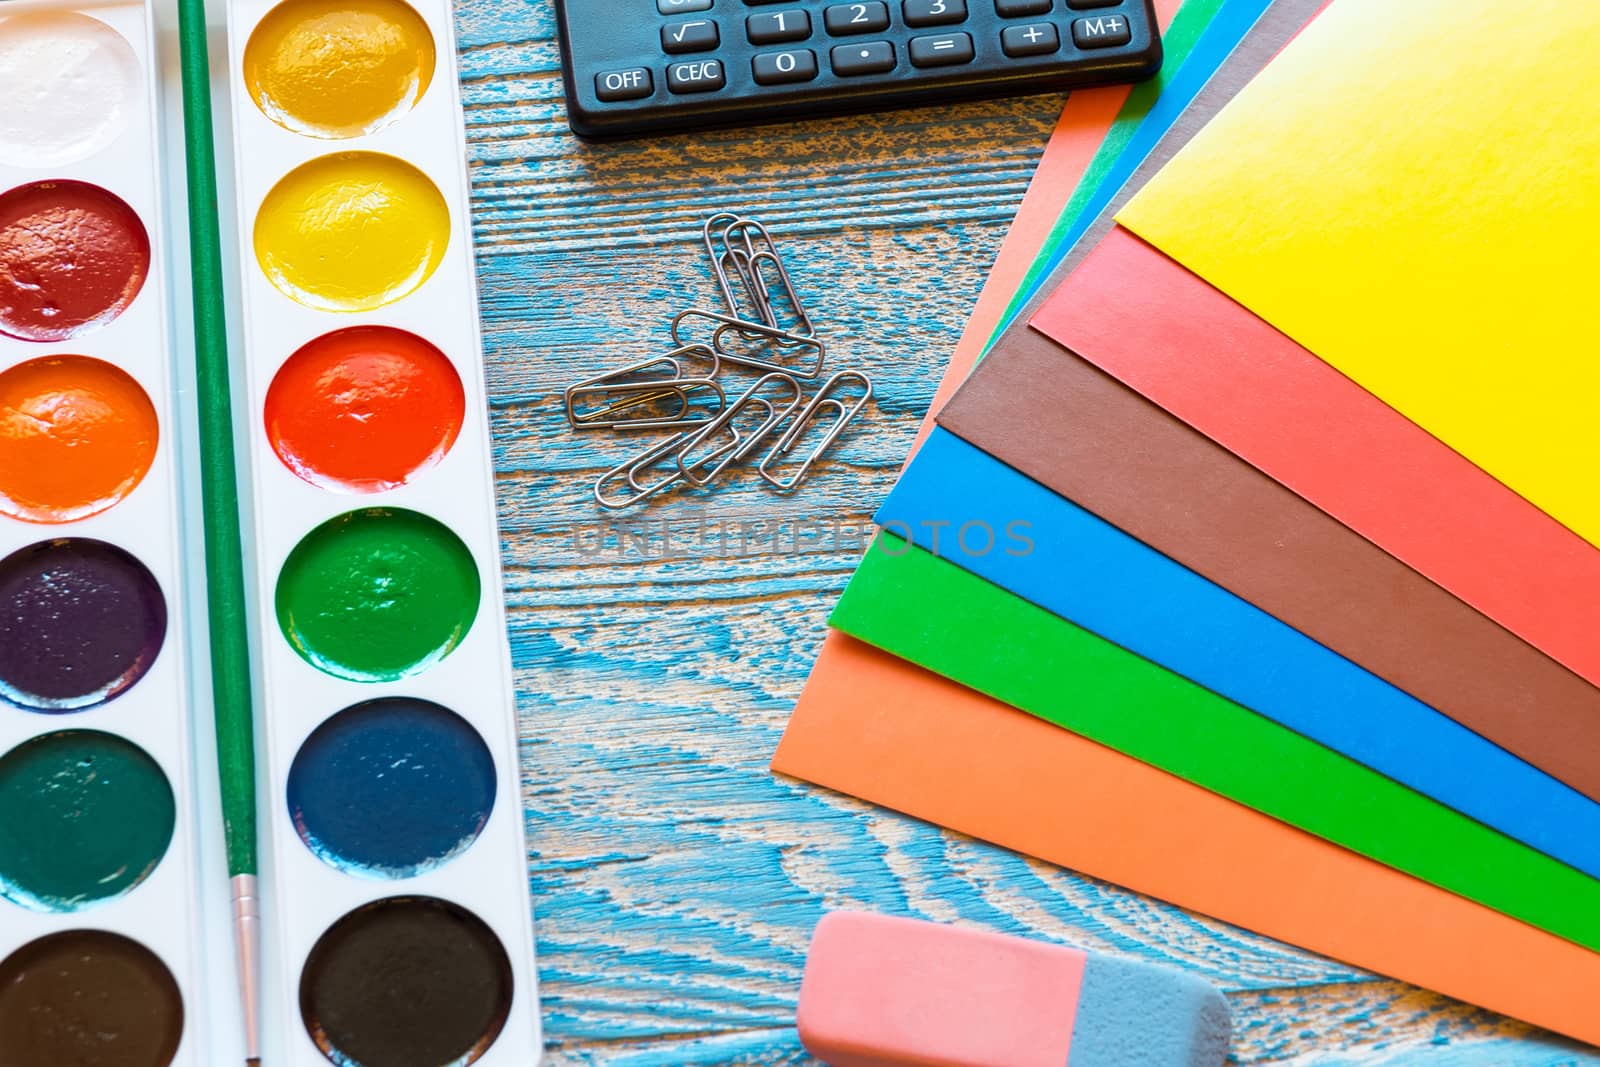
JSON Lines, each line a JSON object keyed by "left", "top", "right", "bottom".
{"left": 990, "top": 0, "right": 1228, "bottom": 342}
{"left": 831, "top": 536, "right": 1600, "bottom": 954}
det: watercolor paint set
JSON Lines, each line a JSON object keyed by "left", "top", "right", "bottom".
{"left": 0, "top": 0, "right": 541, "bottom": 1062}
{"left": 0, "top": 0, "right": 208, "bottom": 1061}
{"left": 223, "top": 0, "right": 540, "bottom": 1060}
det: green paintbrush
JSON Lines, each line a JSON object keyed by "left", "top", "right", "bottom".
{"left": 172, "top": 0, "right": 261, "bottom": 1061}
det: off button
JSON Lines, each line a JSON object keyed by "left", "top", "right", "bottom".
{"left": 668, "top": 57, "right": 726, "bottom": 93}
{"left": 595, "top": 67, "right": 653, "bottom": 101}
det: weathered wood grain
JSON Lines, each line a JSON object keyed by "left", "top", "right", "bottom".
{"left": 456, "top": 3, "right": 1600, "bottom": 1063}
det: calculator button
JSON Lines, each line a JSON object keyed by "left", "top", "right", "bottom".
{"left": 747, "top": 9, "right": 811, "bottom": 43}
{"left": 824, "top": 2, "right": 890, "bottom": 34}
{"left": 658, "top": 0, "right": 712, "bottom": 12}
{"left": 667, "top": 57, "right": 727, "bottom": 92}
{"left": 830, "top": 40, "right": 896, "bottom": 75}
{"left": 1001, "top": 22, "right": 1058, "bottom": 55}
{"left": 662, "top": 19, "right": 720, "bottom": 53}
{"left": 753, "top": 48, "right": 819, "bottom": 83}
{"left": 1071, "top": 13, "right": 1130, "bottom": 47}
{"left": 1066, "top": 0, "right": 1121, "bottom": 7}
{"left": 909, "top": 32, "right": 974, "bottom": 66}
{"left": 995, "top": 0, "right": 1051, "bottom": 13}
{"left": 903, "top": 0, "right": 967, "bottom": 26}
{"left": 595, "top": 67, "right": 654, "bottom": 101}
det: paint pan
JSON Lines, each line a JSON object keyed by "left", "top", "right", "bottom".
{"left": 224, "top": 0, "right": 540, "bottom": 1060}
{"left": 0, "top": 1, "right": 206, "bottom": 1063}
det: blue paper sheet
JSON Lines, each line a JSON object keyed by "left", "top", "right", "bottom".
{"left": 878, "top": 429, "right": 1600, "bottom": 882}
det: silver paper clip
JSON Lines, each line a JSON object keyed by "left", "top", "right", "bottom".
{"left": 594, "top": 420, "right": 749, "bottom": 510}
{"left": 564, "top": 345, "right": 723, "bottom": 430}
{"left": 702, "top": 214, "right": 815, "bottom": 338}
{"left": 703, "top": 213, "right": 772, "bottom": 328}
{"left": 758, "top": 371, "right": 873, "bottom": 492}
{"left": 674, "top": 373, "right": 803, "bottom": 487}
{"left": 671, "top": 309, "right": 826, "bottom": 380}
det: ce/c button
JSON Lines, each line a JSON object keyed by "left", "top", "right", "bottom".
{"left": 667, "top": 58, "right": 727, "bottom": 93}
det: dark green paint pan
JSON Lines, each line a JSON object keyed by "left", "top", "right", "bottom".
{"left": 0, "top": 729, "right": 175, "bottom": 911}
{"left": 0, "top": 929, "right": 184, "bottom": 1067}
{"left": 301, "top": 895, "right": 513, "bottom": 1066}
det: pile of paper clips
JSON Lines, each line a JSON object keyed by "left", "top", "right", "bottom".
{"left": 565, "top": 213, "right": 874, "bottom": 510}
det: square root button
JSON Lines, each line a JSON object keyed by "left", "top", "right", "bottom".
{"left": 595, "top": 67, "right": 653, "bottom": 101}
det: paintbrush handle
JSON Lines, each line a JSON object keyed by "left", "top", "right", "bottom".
{"left": 174, "top": 0, "right": 262, "bottom": 1059}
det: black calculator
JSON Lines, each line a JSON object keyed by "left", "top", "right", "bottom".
{"left": 553, "top": 0, "right": 1162, "bottom": 139}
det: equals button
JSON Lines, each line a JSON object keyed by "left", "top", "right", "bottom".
{"left": 909, "top": 32, "right": 975, "bottom": 68}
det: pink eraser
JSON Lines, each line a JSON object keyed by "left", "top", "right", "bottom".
{"left": 797, "top": 911, "right": 1230, "bottom": 1067}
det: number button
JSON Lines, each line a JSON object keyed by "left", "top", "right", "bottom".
{"left": 995, "top": 0, "right": 1051, "bottom": 14}
{"left": 753, "top": 48, "right": 819, "bottom": 83}
{"left": 657, "top": 0, "right": 712, "bottom": 12}
{"left": 909, "top": 31, "right": 974, "bottom": 66}
{"left": 594, "top": 67, "right": 654, "bottom": 101}
{"left": 903, "top": 0, "right": 967, "bottom": 27}
{"left": 1000, "top": 21, "right": 1058, "bottom": 55}
{"left": 1071, "top": 13, "right": 1130, "bottom": 47}
{"left": 830, "top": 40, "right": 895, "bottom": 75}
{"left": 824, "top": 2, "right": 890, "bottom": 35}
{"left": 747, "top": 9, "right": 811, "bottom": 43}
{"left": 667, "top": 58, "right": 726, "bottom": 92}
{"left": 662, "top": 19, "right": 720, "bottom": 53}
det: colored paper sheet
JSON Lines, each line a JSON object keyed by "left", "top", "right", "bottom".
{"left": 910, "top": 0, "right": 1191, "bottom": 452}
{"left": 987, "top": 0, "right": 1228, "bottom": 337}
{"left": 881, "top": 429, "right": 1600, "bottom": 881}
{"left": 830, "top": 538, "right": 1600, "bottom": 954}
{"left": 1117, "top": 0, "right": 1600, "bottom": 549}
{"left": 996, "top": 0, "right": 1329, "bottom": 342}
{"left": 1033, "top": 227, "right": 1600, "bottom": 694}
{"left": 938, "top": 328, "right": 1600, "bottom": 805}
{"left": 775, "top": 0, "right": 1600, "bottom": 1048}
{"left": 773, "top": 634, "right": 1600, "bottom": 1048}
{"left": 910, "top": 89, "right": 1129, "bottom": 455}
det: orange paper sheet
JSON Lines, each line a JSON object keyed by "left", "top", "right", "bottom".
{"left": 775, "top": 635, "right": 1600, "bottom": 1045}
{"left": 773, "top": 3, "right": 1600, "bottom": 1041}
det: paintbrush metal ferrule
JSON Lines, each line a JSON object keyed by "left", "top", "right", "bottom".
{"left": 232, "top": 873, "right": 262, "bottom": 1062}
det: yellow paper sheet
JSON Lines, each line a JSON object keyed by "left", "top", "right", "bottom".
{"left": 1116, "top": 0, "right": 1600, "bottom": 548}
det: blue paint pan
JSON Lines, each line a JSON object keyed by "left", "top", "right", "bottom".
{"left": 288, "top": 698, "right": 497, "bottom": 879}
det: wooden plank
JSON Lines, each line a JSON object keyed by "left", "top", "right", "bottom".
{"left": 457, "top": 2, "right": 1600, "bottom": 1062}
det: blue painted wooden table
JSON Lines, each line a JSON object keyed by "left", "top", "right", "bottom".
{"left": 458, "top": 3, "right": 1600, "bottom": 1063}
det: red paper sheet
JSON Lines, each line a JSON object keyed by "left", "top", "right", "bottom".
{"left": 1030, "top": 227, "right": 1600, "bottom": 691}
